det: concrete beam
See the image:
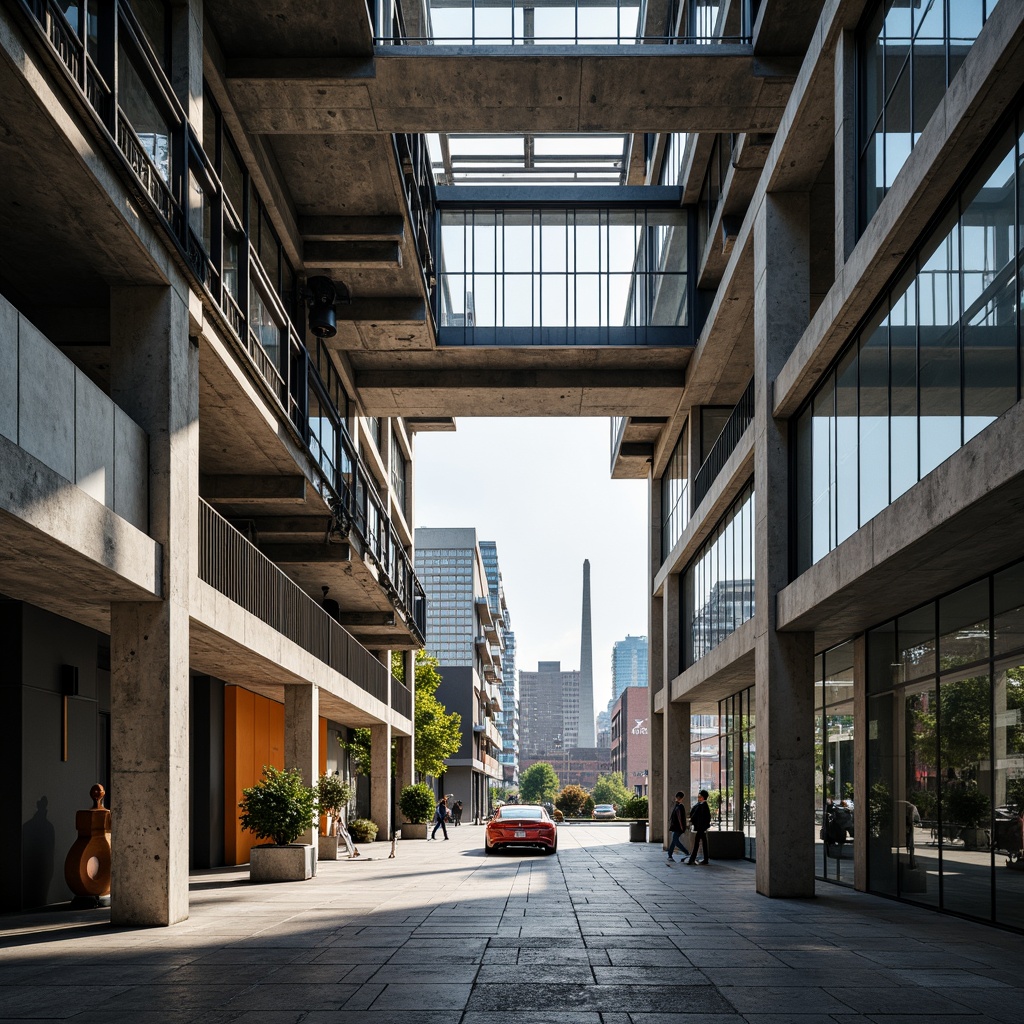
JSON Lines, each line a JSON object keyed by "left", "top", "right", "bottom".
{"left": 336, "top": 612, "right": 397, "bottom": 627}
{"left": 304, "top": 240, "right": 403, "bottom": 270}
{"left": 300, "top": 215, "right": 405, "bottom": 241}
{"left": 342, "top": 298, "right": 426, "bottom": 323}
{"left": 226, "top": 47, "right": 798, "bottom": 134}
{"left": 258, "top": 543, "right": 351, "bottom": 564}
{"left": 202, "top": 475, "right": 308, "bottom": 504}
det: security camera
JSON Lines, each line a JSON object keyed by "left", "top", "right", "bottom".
{"left": 304, "top": 276, "right": 350, "bottom": 339}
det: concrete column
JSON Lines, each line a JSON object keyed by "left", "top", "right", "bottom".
{"left": 649, "top": 592, "right": 665, "bottom": 843}
{"left": 370, "top": 722, "right": 392, "bottom": 840}
{"left": 285, "top": 684, "right": 320, "bottom": 845}
{"left": 752, "top": 192, "right": 816, "bottom": 898}
{"left": 171, "top": 0, "right": 204, "bottom": 133}
{"left": 109, "top": 283, "right": 197, "bottom": 926}
{"left": 834, "top": 29, "right": 858, "bottom": 275}
{"left": 395, "top": 734, "right": 414, "bottom": 794}
{"left": 663, "top": 699, "right": 691, "bottom": 848}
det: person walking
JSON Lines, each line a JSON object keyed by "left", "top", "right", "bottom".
{"left": 431, "top": 796, "right": 450, "bottom": 840}
{"left": 686, "top": 789, "right": 711, "bottom": 865}
{"left": 666, "top": 791, "right": 688, "bottom": 865}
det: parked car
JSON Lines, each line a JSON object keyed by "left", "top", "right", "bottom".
{"left": 592, "top": 804, "right": 616, "bottom": 821}
{"left": 485, "top": 804, "right": 557, "bottom": 855}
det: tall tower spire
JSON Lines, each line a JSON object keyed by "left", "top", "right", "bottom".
{"left": 578, "top": 559, "right": 596, "bottom": 746}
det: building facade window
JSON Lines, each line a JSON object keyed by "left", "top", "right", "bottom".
{"left": 865, "top": 560, "right": 1024, "bottom": 929}
{"left": 658, "top": 132, "right": 687, "bottom": 187}
{"left": 795, "top": 110, "right": 1021, "bottom": 574}
{"left": 814, "top": 642, "right": 855, "bottom": 886}
{"left": 858, "top": 0, "right": 1001, "bottom": 228}
{"left": 660, "top": 424, "right": 689, "bottom": 563}
{"left": 683, "top": 480, "right": 755, "bottom": 668}
{"left": 390, "top": 430, "right": 407, "bottom": 515}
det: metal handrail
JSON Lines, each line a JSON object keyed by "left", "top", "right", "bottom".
{"left": 199, "top": 499, "right": 409, "bottom": 711}
{"left": 692, "top": 376, "right": 754, "bottom": 510}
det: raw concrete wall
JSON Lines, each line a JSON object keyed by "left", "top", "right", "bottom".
{"left": 0, "top": 293, "right": 148, "bottom": 531}
{"left": 437, "top": 666, "right": 475, "bottom": 761}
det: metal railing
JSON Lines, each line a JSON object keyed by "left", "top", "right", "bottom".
{"left": 692, "top": 376, "right": 754, "bottom": 510}
{"left": 199, "top": 499, "right": 404, "bottom": 711}
{"left": 394, "top": 132, "right": 438, "bottom": 314}
{"left": 609, "top": 416, "right": 627, "bottom": 471}
{"left": 391, "top": 675, "right": 414, "bottom": 720}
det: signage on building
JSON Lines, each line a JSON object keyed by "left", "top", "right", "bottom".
{"left": 631, "top": 718, "right": 648, "bottom": 735}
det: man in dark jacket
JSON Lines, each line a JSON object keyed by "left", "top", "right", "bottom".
{"left": 686, "top": 789, "right": 712, "bottom": 865}
{"left": 666, "top": 791, "right": 688, "bottom": 865}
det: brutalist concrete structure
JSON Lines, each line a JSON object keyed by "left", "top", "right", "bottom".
{"left": 4, "top": 0, "right": 1024, "bottom": 935}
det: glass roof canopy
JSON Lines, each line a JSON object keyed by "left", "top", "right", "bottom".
{"left": 427, "top": 133, "right": 630, "bottom": 186}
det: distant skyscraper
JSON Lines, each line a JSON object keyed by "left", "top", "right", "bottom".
{"left": 578, "top": 559, "right": 596, "bottom": 746}
{"left": 611, "top": 635, "right": 648, "bottom": 706}
{"left": 519, "top": 661, "right": 580, "bottom": 757}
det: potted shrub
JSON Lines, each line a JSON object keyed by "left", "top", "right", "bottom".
{"left": 239, "top": 765, "right": 318, "bottom": 882}
{"left": 945, "top": 782, "right": 992, "bottom": 849}
{"left": 348, "top": 818, "right": 379, "bottom": 843}
{"left": 316, "top": 772, "right": 354, "bottom": 861}
{"left": 399, "top": 783, "right": 435, "bottom": 839}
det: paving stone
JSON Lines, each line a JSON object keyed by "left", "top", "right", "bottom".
{"left": 467, "top": 983, "right": 735, "bottom": 1014}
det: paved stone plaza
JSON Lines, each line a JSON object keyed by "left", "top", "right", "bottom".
{"left": 2, "top": 824, "right": 1023, "bottom": 1023}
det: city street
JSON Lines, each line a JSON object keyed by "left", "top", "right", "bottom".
{"left": 2, "top": 824, "right": 1024, "bottom": 1022}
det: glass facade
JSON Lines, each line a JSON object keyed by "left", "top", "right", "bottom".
{"left": 437, "top": 206, "right": 689, "bottom": 344}
{"left": 683, "top": 481, "right": 755, "bottom": 668}
{"left": 859, "top": 0, "right": 1001, "bottom": 227}
{"left": 416, "top": 547, "right": 477, "bottom": 666}
{"left": 660, "top": 424, "right": 689, "bottom": 563}
{"left": 866, "top": 562, "right": 1024, "bottom": 928}
{"left": 815, "top": 643, "right": 856, "bottom": 886}
{"left": 690, "top": 691, "right": 755, "bottom": 850}
{"left": 610, "top": 635, "right": 648, "bottom": 703}
{"left": 795, "top": 110, "right": 1022, "bottom": 573}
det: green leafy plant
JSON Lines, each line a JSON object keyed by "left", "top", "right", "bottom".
{"left": 555, "top": 784, "right": 590, "bottom": 817}
{"left": 339, "top": 728, "right": 372, "bottom": 776}
{"left": 239, "top": 765, "right": 317, "bottom": 846}
{"left": 620, "top": 795, "right": 648, "bottom": 819}
{"left": 591, "top": 772, "right": 631, "bottom": 809}
{"left": 520, "top": 762, "right": 560, "bottom": 803}
{"left": 552, "top": 808, "right": 564, "bottom": 822}
{"left": 315, "top": 773, "right": 353, "bottom": 836}
{"left": 348, "top": 818, "right": 379, "bottom": 843}
{"left": 944, "top": 781, "right": 991, "bottom": 830}
{"left": 411, "top": 652, "right": 463, "bottom": 778}
{"left": 399, "top": 783, "right": 436, "bottom": 824}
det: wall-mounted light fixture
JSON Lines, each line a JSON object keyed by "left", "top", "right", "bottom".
{"left": 60, "top": 664, "right": 80, "bottom": 762}
{"left": 303, "top": 276, "right": 351, "bottom": 339}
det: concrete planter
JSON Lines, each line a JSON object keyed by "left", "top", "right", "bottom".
{"left": 249, "top": 844, "right": 317, "bottom": 882}
{"left": 401, "top": 823, "right": 428, "bottom": 839}
{"left": 318, "top": 835, "right": 341, "bottom": 861}
{"left": 960, "top": 827, "right": 990, "bottom": 850}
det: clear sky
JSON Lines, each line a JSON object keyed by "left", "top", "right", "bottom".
{"left": 413, "top": 417, "right": 649, "bottom": 713}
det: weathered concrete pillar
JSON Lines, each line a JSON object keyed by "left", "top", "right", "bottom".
{"left": 109, "top": 283, "right": 197, "bottom": 926}
{"left": 370, "top": 722, "right": 392, "bottom": 840}
{"left": 649, "top": 592, "right": 665, "bottom": 844}
{"left": 753, "top": 192, "right": 816, "bottom": 898}
{"left": 285, "top": 684, "right": 320, "bottom": 845}
{"left": 395, "top": 734, "right": 414, "bottom": 794}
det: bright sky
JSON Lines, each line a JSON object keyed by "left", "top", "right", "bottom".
{"left": 414, "top": 417, "right": 649, "bottom": 713}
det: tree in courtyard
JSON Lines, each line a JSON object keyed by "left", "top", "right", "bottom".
{"left": 591, "top": 771, "right": 632, "bottom": 809}
{"left": 555, "top": 784, "right": 590, "bottom": 817}
{"left": 520, "top": 762, "right": 560, "bottom": 804}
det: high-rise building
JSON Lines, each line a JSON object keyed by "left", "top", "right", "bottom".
{"left": 415, "top": 528, "right": 504, "bottom": 820}
{"left": 479, "top": 541, "right": 518, "bottom": 786}
{"left": 578, "top": 560, "right": 596, "bottom": 746}
{"left": 519, "top": 661, "right": 579, "bottom": 758}
{"left": 610, "top": 635, "right": 648, "bottom": 706}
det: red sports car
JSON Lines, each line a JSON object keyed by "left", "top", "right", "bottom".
{"left": 485, "top": 804, "right": 558, "bottom": 855}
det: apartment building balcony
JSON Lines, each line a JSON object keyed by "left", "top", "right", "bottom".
{"left": 197, "top": 499, "right": 413, "bottom": 726}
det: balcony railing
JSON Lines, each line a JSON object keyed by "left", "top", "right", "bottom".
{"left": 609, "top": 416, "right": 627, "bottom": 471}
{"left": 200, "top": 499, "right": 417, "bottom": 717}
{"left": 692, "top": 376, "right": 754, "bottom": 510}
{"left": 18, "top": 0, "right": 428, "bottom": 643}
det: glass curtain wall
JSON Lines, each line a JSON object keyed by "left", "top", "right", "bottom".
{"left": 815, "top": 643, "right": 855, "bottom": 885}
{"left": 660, "top": 424, "right": 689, "bottom": 563}
{"left": 858, "top": 0, "right": 1002, "bottom": 227}
{"left": 866, "top": 562, "right": 1024, "bottom": 929}
{"left": 682, "top": 481, "right": 755, "bottom": 668}
{"left": 437, "top": 207, "right": 688, "bottom": 343}
{"left": 795, "top": 112, "right": 1022, "bottom": 574}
